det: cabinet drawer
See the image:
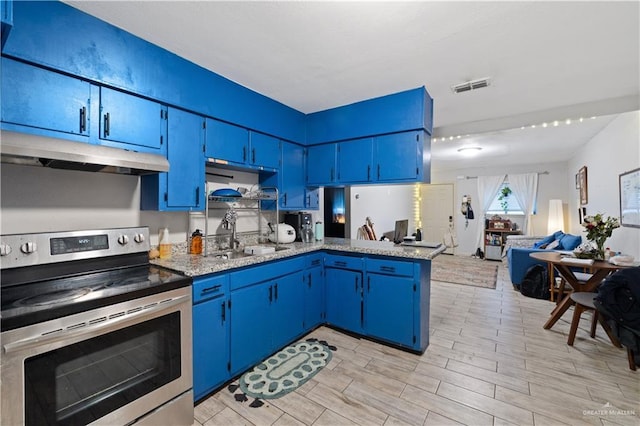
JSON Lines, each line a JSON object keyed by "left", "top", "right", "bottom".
{"left": 324, "top": 253, "right": 364, "bottom": 270}
{"left": 193, "top": 274, "right": 228, "bottom": 304}
{"left": 230, "top": 257, "right": 304, "bottom": 290}
{"left": 306, "top": 252, "right": 323, "bottom": 268}
{"left": 366, "top": 258, "right": 414, "bottom": 277}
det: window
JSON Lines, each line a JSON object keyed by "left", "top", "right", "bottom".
{"left": 486, "top": 183, "right": 524, "bottom": 215}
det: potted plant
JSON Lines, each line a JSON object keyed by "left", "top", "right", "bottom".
{"left": 498, "top": 186, "right": 512, "bottom": 213}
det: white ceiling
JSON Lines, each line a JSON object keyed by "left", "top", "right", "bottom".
{"left": 65, "top": 1, "right": 639, "bottom": 170}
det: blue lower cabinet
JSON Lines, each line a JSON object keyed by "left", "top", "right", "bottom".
{"left": 229, "top": 282, "right": 272, "bottom": 376}
{"left": 365, "top": 273, "right": 415, "bottom": 347}
{"left": 325, "top": 267, "right": 363, "bottom": 334}
{"left": 304, "top": 260, "right": 324, "bottom": 331}
{"left": 192, "top": 275, "right": 230, "bottom": 401}
{"left": 270, "top": 271, "right": 305, "bottom": 351}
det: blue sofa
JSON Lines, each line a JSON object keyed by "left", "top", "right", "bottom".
{"left": 507, "top": 231, "right": 582, "bottom": 288}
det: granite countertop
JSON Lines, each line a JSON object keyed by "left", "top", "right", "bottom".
{"left": 151, "top": 238, "right": 446, "bottom": 277}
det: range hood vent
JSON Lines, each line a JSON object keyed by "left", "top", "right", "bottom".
{"left": 1, "top": 131, "right": 169, "bottom": 175}
{"left": 451, "top": 77, "right": 491, "bottom": 94}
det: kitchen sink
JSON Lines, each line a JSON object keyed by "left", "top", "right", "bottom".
{"left": 211, "top": 250, "right": 251, "bottom": 260}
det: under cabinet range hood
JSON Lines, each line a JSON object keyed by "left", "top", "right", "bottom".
{"left": 0, "top": 131, "right": 169, "bottom": 175}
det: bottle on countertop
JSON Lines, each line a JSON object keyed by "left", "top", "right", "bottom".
{"left": 190, "top": 229, "right": 203, "bottom": 255}
{"left": 604, "top": 247, "right": 611, "bottom": 261}
{"left": 159, "top": 227, "right": 172, "bottom": 259}
{"left": 315, "top": 221, "right": 323, "bottom": 241}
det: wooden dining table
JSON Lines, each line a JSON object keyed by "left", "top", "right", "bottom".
{"left": 529, "top": 251, "right": 628, "bottom": 330}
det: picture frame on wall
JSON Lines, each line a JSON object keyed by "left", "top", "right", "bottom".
{"left": 619, "top": 167, "right": 640, "bottom": 228}
{"left": 578, "top": 207, "right": 586, "bottom": 224}
{"left": 575, "top": 173, "right": 580, "bottom": 189}
{"left": 578, "top": 166, "right": 588, "bottom": 205}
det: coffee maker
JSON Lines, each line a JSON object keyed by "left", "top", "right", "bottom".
{"left": 284, "top": 212, "right": 312, "bottom": 242}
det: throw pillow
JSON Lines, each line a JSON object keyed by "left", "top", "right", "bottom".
{"left": 559, "top": 234, "right": 582, "bottom": 250}
{"left": 545, "top": 239, "right": 561, "bottom": 250}
{"left": 534, "top": 233, "right": 558, "bottom": 248}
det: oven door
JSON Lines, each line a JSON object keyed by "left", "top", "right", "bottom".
{"left": 1, "top": 286, "right": 192, "bottom": 426}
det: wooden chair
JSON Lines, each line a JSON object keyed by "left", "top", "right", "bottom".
{"left": 567, "top": 292, "right": 622, "bottom": 349}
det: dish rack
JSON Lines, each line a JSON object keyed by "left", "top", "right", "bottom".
{"left": 203, "top": 184, "right": 279, "bottom": 257}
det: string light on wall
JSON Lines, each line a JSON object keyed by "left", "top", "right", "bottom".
{"left": 413, "top": 183, "right": 422, "bottom": 231}
{"left": 434, "top": 115, "right": 599, "bottom": 143}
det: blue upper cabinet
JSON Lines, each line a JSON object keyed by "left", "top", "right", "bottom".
{"left": 337, "top": 138, "right": 374, "bottom": 183}
{"left": 306, "top": 87, "right": 433, "bottom": 144}
{"left": 375, "top": 131, "right": 428, "bottom": 182}
{"left": 205, "top": 119, "right": 279, "bottom": 172}
{"left": 250, "top": 132, "right": 280, "bottom": 170}
{"left": 305, "top": 87, "right": 433, "bottom": 185}
{"left": 1, "top": 0, "right": 13, "bottom": 49}
{"left": 205, "top": 118, "right": 249, "bottom": 165}
{"left": 99, "top": 87, "right": 165, "bottom": 154}
{"left": 3, "top": 1, "right": 306, "bottom": 143}
{"left": 141, "top": 107, "right": 204, "bottom": 211}
{"left": 306, "top": 144, "right": 337, "bottom": 185}
{"left": 1, "top": 57, "right": 90, "bottom": 141}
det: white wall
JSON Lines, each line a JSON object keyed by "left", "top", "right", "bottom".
{"left": 567, "top": 111, "right": 640, "bottom": 258}
{"left": 348, "top": 184, "right": 417, "bottom": 240}
{"left": 432, "top": 162, "right": 572, "bottom": 255}
{"left": 0, "top": 163, "right": 321, "bottom": 246}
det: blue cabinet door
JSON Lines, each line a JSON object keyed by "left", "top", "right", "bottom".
{"left": 166, "top": 108, "right": 205, "bottom": 209}
{"left": 306, "top": 144, "right": 337, "bottom": 185}
{"left": 271, "top": 271, "right": 304, "bottom": 351}
{"left": 1, "top": 57, "right": 90, "bottom": 140}
{"left": 99, "top": 87, "right": 164, "bottom": 153}
{"left": 193, "top": 294, "right": 229, "bottom": 401}
{"left": 250, "top": 132, "right": 280, "bottom": 170}
{"left": 279, "top": 142, "right": 306, "bottom": 209}
{"left": 204, "top": 118, "right": 249, "bottom": 164}
{"left": 337, "top": 138, "right": 373, "bottom": 183}
{"left": 304, "top": 264, "right": 324, "bottom": 330}
{"left": 229, "top": 282, "right": 272, "bottom": 376}
{"left": 325, "top": 268, "right": 363, "bottom": 333}
{"left": 305, "top": 188, "right": 320, "bottom": 210}
{"left": 374, "top": 131, "right": 422, "bottom": 182}
{"left": 365, "top": 273, "right": 415, "bottom": 347}
{"left": 141, "top": 107, "right": 204, "bottom": 210}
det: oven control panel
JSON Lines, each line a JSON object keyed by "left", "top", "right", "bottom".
{"left": 0, "top": 227, "right": 150, "bottom": 269}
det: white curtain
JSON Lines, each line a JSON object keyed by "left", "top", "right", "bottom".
{"left": 476, "top": 175, "right": 507, "bottom": 251}
{"left": 508, "top": 173, "right": 539, "bottom": 236}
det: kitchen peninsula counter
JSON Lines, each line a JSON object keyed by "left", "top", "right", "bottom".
{"left": 152, "top": 238, "right": 445, "bottom": 277}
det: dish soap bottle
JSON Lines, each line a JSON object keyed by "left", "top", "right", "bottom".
{"left": 159, "top": 227, "right": 172, "bottom": 259}
{"left": 190, "top": 229, "right": 203, "bottom": 255}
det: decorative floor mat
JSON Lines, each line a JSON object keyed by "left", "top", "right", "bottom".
{"left": 228, "top": 338, "right": 335, "bottom": 406}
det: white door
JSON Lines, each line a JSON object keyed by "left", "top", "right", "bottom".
{"left": 422, "top": 183, "right": 455, "bottom": 254}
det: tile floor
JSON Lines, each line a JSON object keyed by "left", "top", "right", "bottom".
{"left": 193, "top": 262, "right": 639, "bottom": 426}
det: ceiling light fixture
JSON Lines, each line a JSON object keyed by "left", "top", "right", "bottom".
{"left": 457, "top": 146, "right": 482, "bottom": 156}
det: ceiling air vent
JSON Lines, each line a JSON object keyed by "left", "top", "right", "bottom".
{"left": 451, "top": 77, "right": 491, "bottom": 94}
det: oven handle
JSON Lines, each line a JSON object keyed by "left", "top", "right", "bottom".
{"left": 3, "top": 294, "right": 189, "bottom": 355}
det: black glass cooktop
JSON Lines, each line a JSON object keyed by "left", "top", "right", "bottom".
{"left": 1, "top": 265, "right": 191, "bottom": 332}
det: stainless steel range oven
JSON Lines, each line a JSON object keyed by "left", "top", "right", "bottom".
{"left": 1, "top": 227, "right": 193, "bottom": 426}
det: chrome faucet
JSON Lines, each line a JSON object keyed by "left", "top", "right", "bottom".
{"left": 222, "top": 208, "right": 240, "bottom": 250}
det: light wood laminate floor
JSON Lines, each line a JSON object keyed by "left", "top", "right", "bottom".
{"left": 194, "top": 261, "right": 639, "bottom": 426}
